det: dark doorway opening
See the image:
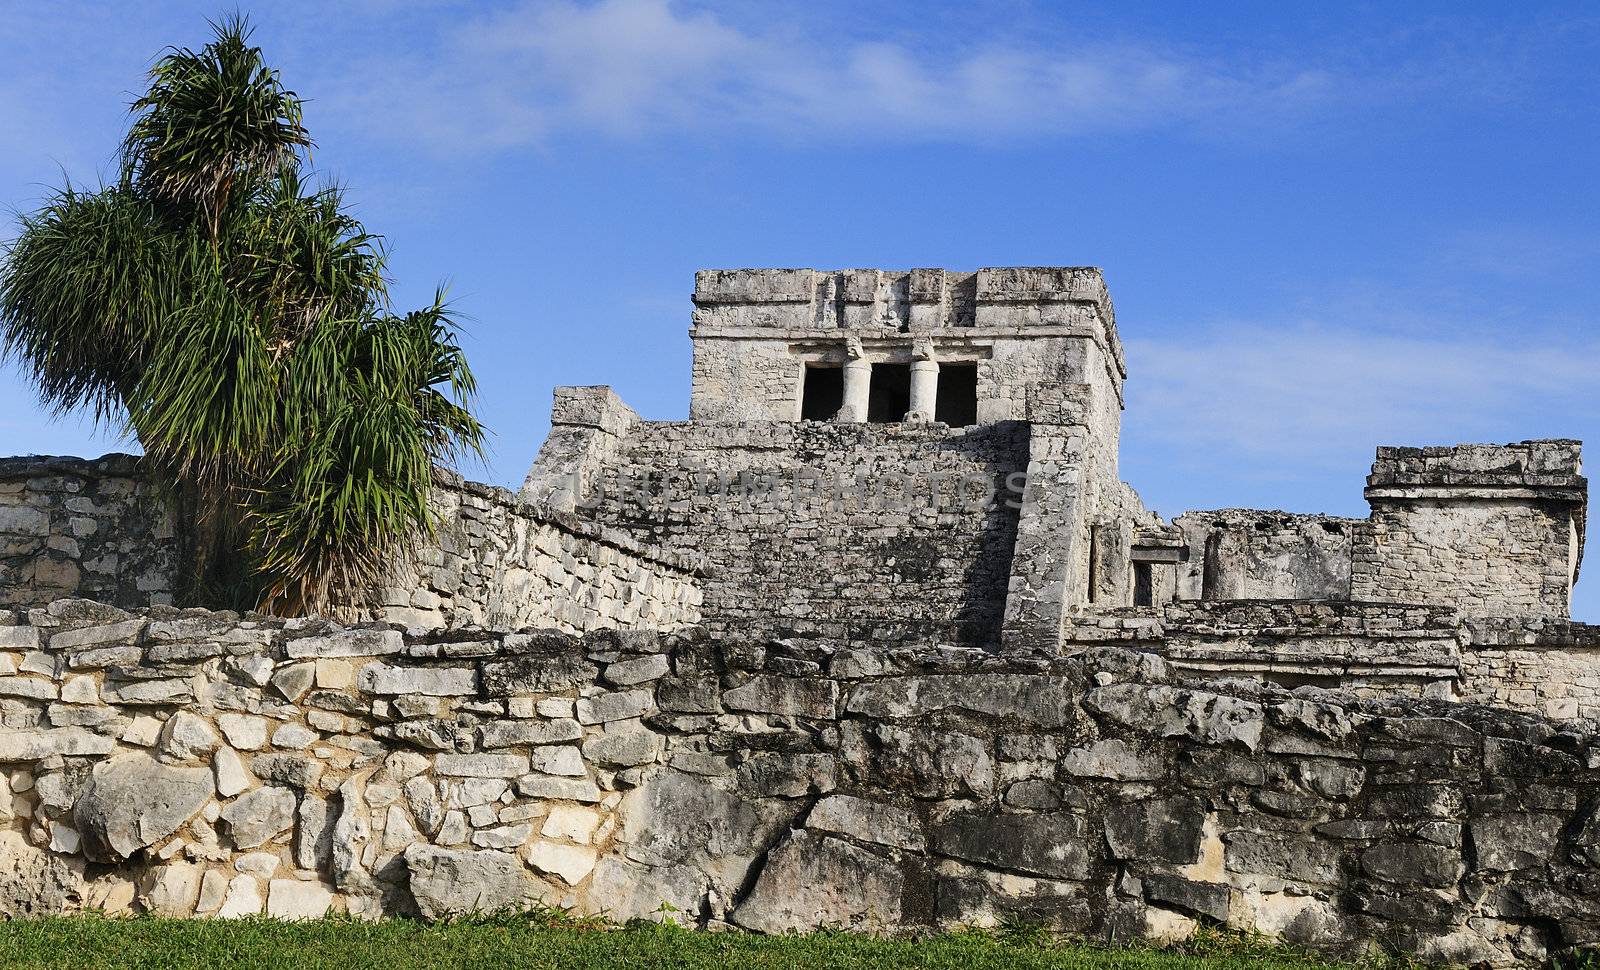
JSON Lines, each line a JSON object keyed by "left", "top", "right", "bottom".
{"left": 1087, "top": 531, "right": 1099, "bottom": 605}
{"left": 867, "top": 363, "right": 911, "bottom": 423}
{"left": 935, "top": 363, "right": 978, "bottom": 426}
{"left": 1133, "top": 562, "right": 1154, "bottom": 606}
{"left": 800, "top": 365, "right": 844, "bottom": 421}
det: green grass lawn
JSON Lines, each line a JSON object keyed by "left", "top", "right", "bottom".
{"left": 0, "top": 913, "right": 1394, "bottom": 970}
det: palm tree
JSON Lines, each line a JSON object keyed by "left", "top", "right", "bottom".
{"left": 0, "top": 15, "right": 485, "bottom": 614}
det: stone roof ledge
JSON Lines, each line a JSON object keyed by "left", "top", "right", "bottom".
{"left": 690, "top": 267, "right": 1124, "bottom": 379}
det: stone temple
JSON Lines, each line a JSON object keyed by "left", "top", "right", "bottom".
{"left": 517, "top": 267, "right": 1588, "bottom": 704}
{"left": 0, "top": 267, "right": 1595, "bottom": 962}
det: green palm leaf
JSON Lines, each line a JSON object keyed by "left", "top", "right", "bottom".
{"left": 0, "top": 15, "right": 485, "bottom": 614}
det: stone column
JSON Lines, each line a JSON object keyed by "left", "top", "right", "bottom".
{"left": 839, "top": 358, "right": 871, "bottom": 423}
{"left": 908, "top": 359, "right": 939, "bottom": 421}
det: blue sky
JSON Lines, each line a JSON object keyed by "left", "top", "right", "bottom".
{"left": 2, "top": 1, "right": 1597, "bottom": 617}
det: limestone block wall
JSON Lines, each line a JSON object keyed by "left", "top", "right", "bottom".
{"left": 1353, "top": 501, "right": 1578, "bottom": 616}
{"left": 1159, "top": 601, "right": 1462, "bottom": 695}
{"left": 359, "top": 474, "right": 703, "bottom": 633}
{"left": 1459, "top": 617, "right": 1600, "bottom": 721}
{"left": 0, "top": 453, "right": 700, "bottom": 635}
{"left": 1000, "top": 421, "right": 1089, "bottom": 650}
{"left": 0, "top": 456, "right": 176, "bottom": 611}
{"left": 982, "top": 321, "right": 1120, "bottom": 429}
{"left": 688, "top": 337, "right": 804, "bottom": 424}
{"left": 1063, "top": 602, "right": 1462, "bottom": 698}
{"left": 1350, "top": 442, "right": 1585, "bottom": 617}
{"left": 1060, "top": 602, "right": 1600, "bottom": 724}
{"left": 997, "top": 379, "right": 1159, "bottom": 648}
{"left": 578, "top": 420, "right": 1028, "bottom": 646}
{"left": 520, "top": 387, "right": 641, "bottom": 514}
{"left": 996, "top": 375, "right": 1159, "bottom": 648}
{"left": 4, "top": 600, "right": 1600, "bottom": 964}
{"left": 1174, "top": 510, "right": 1357, "bottom": 602}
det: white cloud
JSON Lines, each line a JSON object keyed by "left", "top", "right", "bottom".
{"left": 330, "top": 0, "right": 1339, "bottom": 149}
{"left": 3, "top": 1, "right": 1578, "bottom": 158}
{"left": 1123, "top": 322, "right": 1599, "bottom": 478}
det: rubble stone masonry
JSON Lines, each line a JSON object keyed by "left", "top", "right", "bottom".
{"left": 357, "top": 472, "right": 703, "bottom": 634}
{"left": 0, "top": 600, "right": 1598, "bottom": 964}
{"left": 0, "top": 457, "right": 702, "bottom": 636}
{"left": 1351, "top": 442, "right": 1585, "bottom": 617}
{"left": 0, "top": 456, "right": 176, "bottom": 611}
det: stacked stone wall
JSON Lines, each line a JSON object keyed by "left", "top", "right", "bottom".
{"left": 1064, "top": 602, "right": 1462, "bottom": 698}
{"left": 0, "top": 456, "right": 176, "bottom": 611}
{"left": 361, "top": 473, "right": 703, "bottom": 633}
{"left": 1161, "top": 600, "right": 1462, "bottom": 696}
{"left": 582, "top": 421, "right": 1027, "bottom": 646}
{"left": 1350, "top": 442, "right": 1585, "bottom": 617}
{"left": 1352, "top": 501, "right": 1577, "bottom": 616}
{"left": 0, "top": 455, "right": 700, "bottom": 634}
{"left": 2, "top": 600, "right": 1600, "bottom": 963}
{"left": 1061, "top": 603, "right": 1600, "bottom": 725}
{"left": 1001, "top": 421, "right": 1090, "bottom": 650}
{"left": 1460, "top": 618, "right": 1600, "bottom": 721}
{"left": 1174, "top": 510, "right": 1356, "bottom": 602}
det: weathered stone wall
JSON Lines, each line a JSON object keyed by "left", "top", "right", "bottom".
{"left": 359, "top": 473, "right": 703, "bottom": 633}
{"left": 519, "top": 367, "right": 1158, "bottom": 653}
{"left": 1174, "top": 510, "right": 1357, "bottom": 602}
{"left": 1063, "top": 601, "right": 1462, "bottom": 698}
{"left": 1460, "top": 617, "right": 1600, "bottom": 722}
{"left": 1059, "top": 602, "right": 1600, "bottom": 730}
{"left": 5, "top": 600, "right": 1600, "bottom": 964}
{"left": 0, "top": 456, "right": 176, "bottom": 611}
{"left": 578, "top": 420, "right": 1027, "bottom": 646}
{"left": 1000, "top": 418, "right": 1090, "bottom": 650}
{"left": 1353, "top": 501, "right": 1578, "bottom": 616}
{"left": 0, "top": 453, "right": 700, "bottom": 634}
{"left": 1351, "top": 442, "right": 1586, "bottom": 617}
{"left": 519, "top": 387, "right": 640, "bottom": 515}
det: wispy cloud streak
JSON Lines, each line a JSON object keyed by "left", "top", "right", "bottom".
{"left": 329, "top": 0, "right": 1339, "bottom": 149}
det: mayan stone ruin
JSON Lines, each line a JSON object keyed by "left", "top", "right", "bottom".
{"left": 0, "top": 267, "right": 1593, "bottom": 964}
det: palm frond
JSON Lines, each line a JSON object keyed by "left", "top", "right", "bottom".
{"left": 251, "top": 298, "right": 484, "bottom": 612}
{"left": 124, "top": 244, "right": 279, "bottom": 483}
{"left": 0, "top": 15, "right": 486, "bottom": 615}
{"left": 123, "top": 13, "right": 310, "bottom": 236}
{"left": 230, "top": 168, "right": 388, "bottom": 349}
{"left": 0, "top": 185, "right": 174, "bottom": 424}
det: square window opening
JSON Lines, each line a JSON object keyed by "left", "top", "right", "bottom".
{"left": 800, "top": 365, "right": 844, "bottom": 421}
{"left": 867, "top": 363, "right": 912, "bottom": 423}
{"left": 935, "top": 363, "right": 978, "bottom": 426}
